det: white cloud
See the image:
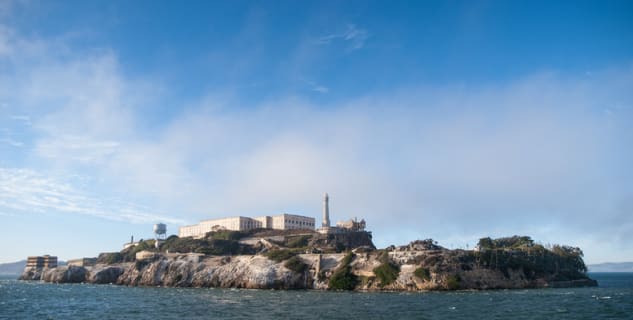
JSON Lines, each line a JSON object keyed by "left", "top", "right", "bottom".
{"left": 0, "top": 168, "right": 184, "bottom": 225}
{"left": 302, "top": 79, "right": 330, "bottom": 94}
{"left": 124, "top": 70, "right": 631, "bottom": 264}
{"left": 10, "top": 114, "right": 31, "bottom": 125}
{"left": 312, "top": 85, "right": 329, "bottom": 93}
{"left": 1, "top": 22, "right": 632, "bottom": 263}
{"left": 0, "top": 137, "right": 23, "bottom": 147}
{"left": 317, "top": 24, "right": 369, "bottom": 51}
{"left": 35, "top": 135, "right": 119, "bottom": 163}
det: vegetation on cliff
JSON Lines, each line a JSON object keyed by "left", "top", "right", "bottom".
{"left": 328, "top": 252, "right": 358, "bottom": 290}
{"left": 284, "top": 256, "right": 308, "bottom": 273}
{"left": 284, "top": 235, "right": 312, "bottom": 249}
{"left": 372, "top": 251, "right": 400, "bottom": 287}
{"left": 26, "top": 232, "right": 594, "bottom": 291}
{"left": 161, "top": 235, "right": 248, "bottom": 256}
{"left": 445, "top": 274, "right": 461, "bottom": 290}
{"left": 265, "top": 249, "right": 297, "bottom": 262}
{"left": 413, "top": 267, "right": 430, "bottom": 281}
{"left": 97, "top": 239, "right": 156, "bottom": 264}
{"left": 94, "top": 229, "right": 375, "bottom": 274}
{"left": 473, "top": 236, "right": 588, "bottom": 281}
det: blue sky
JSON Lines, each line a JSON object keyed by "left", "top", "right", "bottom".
{"left": 1, "top": 0, "right": 632, "bottom": 264}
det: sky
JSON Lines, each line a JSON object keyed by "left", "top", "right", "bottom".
{"left": 0, "top": 0, "right": 632, "bottom": 264}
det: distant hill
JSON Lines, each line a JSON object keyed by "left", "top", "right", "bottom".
{"left": 588, "top": 262, "right": 633, "bottom": 272}
{"left": 0, "top": 260, "right": 67, "bottom": 275}
{"left": 0, "top": 260, "right": 25, "bottom": 275}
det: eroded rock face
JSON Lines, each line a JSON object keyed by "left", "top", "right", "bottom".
{"left": 20, "top": 249, "right": 597, "bottom": 291}
{"left": 113, "top": 255, "right": 308, "bottom": 289}
{"left": 19, "top": 267, "right": 44, "bottom": 281}
{"left": 89, "top": 266, "right": 124, "bottom": 284}
{"left": 41, "top": 266, "right": 87, "bottom": 283}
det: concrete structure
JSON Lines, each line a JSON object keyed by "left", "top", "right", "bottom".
{"left": 318, "top": 193, "right": 368, "bottom": 234}
{"left": 123, "top": 235, "right": 138, "bottom": 249}
{"left": 322, "top": 193, "right": 330, "bottom": 227}
{"left": 179, "top": 216, "right": 262, "bottom": 238}
{"left": 318, "top": 192, "right": 338, "bottom": 234}
{"left": 272, "top": 213, "right": 315, "bottom": 230}
{"left": 135, "top": 250, "right": 158, "bottom": 261}
{"left": 336, "top": 218, "right": 366, "bottom": 231}
{"left": 26, "top": 255, "right": 57, "bottom": 269}
{"left": 255, "top": 216, "right": 273, "bottom": 229}
{"left": 179, "top": 213, "right": 315, "bottom": 238}
{"left": 67, "top": 258, "right": 97, "bottom": 267}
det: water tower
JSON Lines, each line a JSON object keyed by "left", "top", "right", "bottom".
{"left": 153, "top": 223, "right": 167, "bottom": 248}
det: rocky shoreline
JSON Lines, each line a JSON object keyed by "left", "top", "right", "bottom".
{"left": 19, "top": 239, "right": 598, "bottom": 290}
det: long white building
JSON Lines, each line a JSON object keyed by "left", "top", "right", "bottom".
{"left": 179, "top": 213, "right": 315, "bottom": 238}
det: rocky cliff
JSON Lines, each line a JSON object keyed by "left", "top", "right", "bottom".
{"left": 20, "top": 254, "right": 316, "bottom": 289}
{"left": 19, "top": 237, "right": 597, "bottom": 290}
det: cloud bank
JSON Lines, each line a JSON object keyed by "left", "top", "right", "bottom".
{"left": 1, "top": 24, "right": 632, "bottom": 263}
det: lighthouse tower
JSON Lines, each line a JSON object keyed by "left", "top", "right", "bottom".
{"left": 322, "top": 193, "right": 330, "bottom": 228}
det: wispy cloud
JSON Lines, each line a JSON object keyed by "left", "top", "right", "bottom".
{"left": 0, "top": 115, "right": 30, "bottom": 147}
{"left": 10, "top": 115, "right": 31, "bottom": 126}
{"left": 302, "top": 79, "right": 329, "bottom": 94}
{"left": 35, "top": 135, "right": 120, "bottom": 163}
{"left": 317, "top": 24, "right": 369, "bottom": 51}
{"left": 312, "top": 84, "right": 329, "bottom": 93}
{"left": 1, "top": 19, "right": 632, "bottom": 263}
{"left": 0, "top": 168, "right": 184, "bottom": 225}
{"left": 0, "top": 27, "right": 10, "bottom": 56}
{"left": 0, "top": 137, "right": 23, "bottom": 147}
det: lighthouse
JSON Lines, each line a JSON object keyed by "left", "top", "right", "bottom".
{"left": 322, "top": 192, "right": 330, "bottom": 228}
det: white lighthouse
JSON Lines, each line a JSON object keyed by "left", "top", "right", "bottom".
{"left": 322, "top": 192, "right": 330, "bottom": 228}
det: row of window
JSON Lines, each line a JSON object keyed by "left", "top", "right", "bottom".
{"left": 284, "top": 219, "right": 315, "bottom": 226}
{"left": 241, "top": 220, "right": 262, "bottom": 228}
{"left": 182, "top": 217, "right": 317, "bottom": 235}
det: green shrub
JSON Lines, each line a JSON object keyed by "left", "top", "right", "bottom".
{"left": 195, "top": 239, "right": 240, "bottom": 255}
{"left": 161, "top": 236, "right": 200, "bottom": 253}
{"left": 373, "top": 263, "right": 399, "bottom": 287}
{"left": 205, "top": 230, "right": 247, "bottom": 241}
{"left": 120, "top": 240, "right": 156, "bottom": 262}
{"left": 97, "top": 252, "right": 123, "bottom": 264}
{"left": 328, "top": 266, "right": 358, "bottom": 290}
{"left": 328, "top": 252, "right": 358, "bottom": 290}
{"left": 446, "top": 274, "right": 461, "bottom": 290}
{"left": 370, "top": 250, "right": 400, "bottom": 287}
{"left": 286, "top": 235, "right": 311, "bottom": 248}
{"left": 358, "top": 276, "right": 372, "bottom": 287}
{"left": 284, "top": 256, "right": 308, "bottom": 273}
{"left": 472, "top": 241, "right": 588, "bottom": 281}
{"left": 265, "top": 249, "right": 296, "bottom": 262}
{"left": 340, "top": 251, "right": 354, "bottom": 266}
{"left": 161, "top": 236, "right": 242, "bottom": 256}
{"left": 414, "top": 267, "right": 430, "bottom": 281}
{"left": 477, "top": 236, "right": 534, "bottom": 250}
{"left": 377, "top": 250, "right": 390, "bottom": 264}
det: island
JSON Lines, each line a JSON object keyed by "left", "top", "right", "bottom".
{"left": 19, "top": 230, "right": 597, "bottom": 290}
{"left": 19, "top": 193, "right": 597, "bottom": 290}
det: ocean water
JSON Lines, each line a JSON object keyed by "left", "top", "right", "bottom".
{"left": 1, "top": 273, "right": 631, "bottom": 319}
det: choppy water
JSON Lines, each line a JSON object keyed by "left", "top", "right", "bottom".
{"left": 1, "top": 273, "right": 631, "bottom": 319}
